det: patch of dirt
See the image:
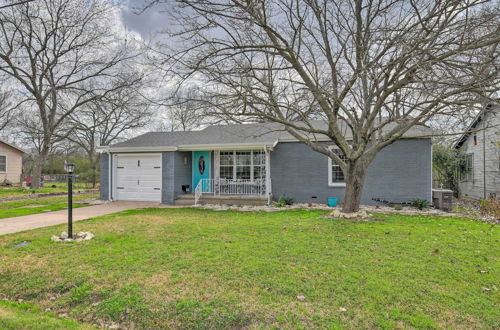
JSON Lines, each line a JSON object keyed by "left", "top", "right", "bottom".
{"left": 361, "top": 205, "right": 464, "bottom": 217}
{"left": 18, "top": 204, "right": 47, "bottom": 208}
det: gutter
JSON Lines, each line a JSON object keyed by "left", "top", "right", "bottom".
{"left": 178, "top": 142, "right": 276, "bottom": 151}
{"left": 96, "top": 146, "right": 178, "bottom": 153}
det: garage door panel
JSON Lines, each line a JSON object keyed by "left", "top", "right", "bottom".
{"left": 114, "top": 154, "right": 162, "bottom": 202}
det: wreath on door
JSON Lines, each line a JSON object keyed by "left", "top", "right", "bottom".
{"left": 198, "top": 156, "right": 205, "bottom": 175}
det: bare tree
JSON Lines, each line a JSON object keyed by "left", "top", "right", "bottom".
{"left": 0, "top": 90, "right": 13, "bottom": 132}
{"left": 67, "top": 82, "right": 152, "bottom": 187}
{"left": 156, "top": 0, "right": 499, "bottom": 212}
{"left": 0, "top": 1, "right": 34, "bottom": 10}
{"left": 0, "top": 0, "right": 140, "bottom": 188}
{"left": 154, "top": 88, "right": 208, "bottom": 131}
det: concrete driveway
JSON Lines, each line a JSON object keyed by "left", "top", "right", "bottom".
{"left": 0, "top": 201, "right": 167, "bottom": 235}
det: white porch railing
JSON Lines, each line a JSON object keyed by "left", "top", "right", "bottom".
{"left": 194, "top": 178, "right": 266, "bottom": 205}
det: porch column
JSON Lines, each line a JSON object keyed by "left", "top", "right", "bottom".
{"left": 214, "top": 150, "right": 220, "bottom": 195}
{"left": 265, "top": 147, "right": 271, "bottom": 203}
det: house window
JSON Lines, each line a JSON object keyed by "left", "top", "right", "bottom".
{"left": 220, "top": 151, "right": 234, "bottom": 180}
{"left": 219, "top": 150, "right": 266, "bottom": 181}
{"left": 328, "top": 148, "right": 347, "bottom": 187}
{"left": 0, "top": 155, "right": 6, "bottom": 172}
{"left": 253, "top": 151, "right": 265, "bottom": 180}
{"left": 460, "top": 153, "right": 473, "bottom": 181}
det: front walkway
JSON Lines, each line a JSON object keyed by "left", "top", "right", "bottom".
{"left": 0, "top": 201, "right": 168, "bottom": 235}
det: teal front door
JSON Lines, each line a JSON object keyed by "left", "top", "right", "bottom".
{"left": 192, "top": 151, "right": 211, "bottom": 192}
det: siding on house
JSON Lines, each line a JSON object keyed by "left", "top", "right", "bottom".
{"left": 0, "top": 142, "right": 23, "bottom": 184}
{"left": 458, "top": 109, "right": 500, "bottom": 200}
{"left": 271, "top": 139, "right": 432, "bottom": 205}
{"left": 99, "top": 139, "right": 433, "bottom": 205}
{"left": 99, "top": 153, "right": 109, "bottom": 200}
{"left": 173, "top": 151, "right": 192, "bottom": 198}
{"left": 161, "top": 152, "right": 174, "bottom": 204}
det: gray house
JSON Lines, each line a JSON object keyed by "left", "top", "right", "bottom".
{"left": 454, "top": 105, "right": 500, "bottom": 200}
{"left": 98, "top": 121, "right": 433, "bottom": 206}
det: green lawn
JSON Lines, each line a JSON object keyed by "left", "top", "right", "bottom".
{"left": 0, "top": 301, "right": 94, "bottom": 329}
{"left": 0, "top": 184, "right": 95, "bottom": 199}
{"left": 0, "top": 209, "right": 498, "bottom": 328}
{"left": 0, "top": 194, "right": 99, "bottom": 219}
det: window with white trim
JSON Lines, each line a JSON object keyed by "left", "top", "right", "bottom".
{"left": 219, "top": 150, "right": 265, "bottom": 181}
{"left": 0, "top": 155, "right": 6, "bottom": 172}
{"left": 328, "top": 148, "right": 346, "bottom": 186}
{"left": 459, "top": 153, "right": 473, "bottom": 182}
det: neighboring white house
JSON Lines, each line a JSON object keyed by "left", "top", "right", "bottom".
{"left": 454, "top": 104, "right": 500, "bottom": 200}
{"left": 0, "top": 140, "right": 24, "bottom": 184}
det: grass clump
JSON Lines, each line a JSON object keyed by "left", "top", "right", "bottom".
{"left": 0, "top": 300, "right": 94, "bottom": 329}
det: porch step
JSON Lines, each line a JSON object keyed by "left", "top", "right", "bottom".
{"left": 174, "top": 194, "right": 267, "bottom": 206}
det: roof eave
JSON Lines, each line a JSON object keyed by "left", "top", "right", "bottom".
{"left": 99, "top": 146, "right": 179, "bottom": 153}
{"left": 0, "top": 140, "right": 26, "bottom": 154}
{"left": 177, "top": 142, "right": 275, "bottom": 151}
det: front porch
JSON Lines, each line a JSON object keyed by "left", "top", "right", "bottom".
{"left": 188, "top": 148, "right": 272, "bottom": 205}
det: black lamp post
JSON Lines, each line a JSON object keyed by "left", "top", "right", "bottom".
{"left": 65, "top": 162, "right": 75, "bottom": 238}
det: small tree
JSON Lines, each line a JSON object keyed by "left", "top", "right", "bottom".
{"left": 432, "top": 143, "right": 464, "bottom": 195}
{"left": 153, "top": 0, "right": 499, "bottom": 212}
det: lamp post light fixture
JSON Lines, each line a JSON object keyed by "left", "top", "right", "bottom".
{"left": 65, "top": 162, "right": 75, "bottom": 239}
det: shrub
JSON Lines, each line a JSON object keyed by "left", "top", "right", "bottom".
{"left": 411, "top": 199, "right": 430, "bottom": 210}
{"left": 393, "top": 204, "right": 403, "bottom": 211}
{"left": 274, "top": 195, "right": 295, "bottom": 207}
{"left": 0, "top": 179, "right": 12, "bottom": 186}
{"left": 480, "top": 198, "right": 500, "bottom": 219}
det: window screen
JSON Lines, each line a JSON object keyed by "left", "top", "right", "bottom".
{"left": 0, "top": 155, "right": 6, "bottom": 172}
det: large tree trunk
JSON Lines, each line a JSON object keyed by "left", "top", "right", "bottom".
{"left": 31, "top": 146, "right": 50, "bottom": 189}
{"left": 31, "top": 156, "right": 45, "bottom": 189}
{"left": 342, "top": 159, "right": 370, "bottom": 213}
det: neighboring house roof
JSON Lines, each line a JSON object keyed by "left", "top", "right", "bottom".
{"left": 0, "top": 139, "right": 25, "bottom": 154}
{"left": 454, "top": 104, "right": 498, "bottom": 149}
{"left": 105, "top": 120, "right": 432, "bottom": 151}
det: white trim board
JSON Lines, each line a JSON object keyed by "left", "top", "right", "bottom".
{"left": 327, "top": 147, "right": 347, "bottom": 187}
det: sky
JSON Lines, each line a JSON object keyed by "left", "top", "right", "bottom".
{"left": 118, "top": 0, "right": 171, "bottom": 41}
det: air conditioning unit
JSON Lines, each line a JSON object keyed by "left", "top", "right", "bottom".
{"left": 432, "top": 189, "right": 454, "bottom": 212}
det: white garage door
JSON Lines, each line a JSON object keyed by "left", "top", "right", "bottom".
{"left": 114, "top": 154, "right": 162, "bottom": 202}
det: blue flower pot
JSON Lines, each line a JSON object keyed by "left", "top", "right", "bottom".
{"left": 327, "top": 197, "right": 338, "bottom": 207}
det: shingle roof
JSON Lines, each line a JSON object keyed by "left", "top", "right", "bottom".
{"left": 454, "top": 104, "right": 498, "bottom": 149}
{"left": 109, "top": 120, "right": 432, "bottom": 149}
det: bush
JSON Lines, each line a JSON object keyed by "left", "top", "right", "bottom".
{"left": 411, "top": 199, "right": 430, "bottom": 210}
{"left": 0, "top": 179, "right": 12, "bottom": 186}
{"left": 480, "top": 198, "right": 500, "bottom": 219}
{"left": 393, "top": 204, "right": 403, "bottom": 211}
{"left": 432, "top": 143, "right": 464, "bottom": 195}
{"left": 274, "top": 195, "right": 295, "bottom": 207}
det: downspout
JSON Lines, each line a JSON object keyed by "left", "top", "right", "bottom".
{"left": 108, "top": 151, "right": 112, "bottom": 201}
